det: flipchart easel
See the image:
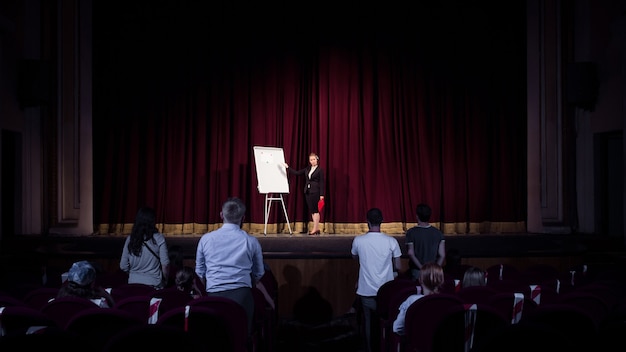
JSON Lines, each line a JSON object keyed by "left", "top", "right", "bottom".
{"left": 253, "top": 146, "right": 293, "bottom": 235}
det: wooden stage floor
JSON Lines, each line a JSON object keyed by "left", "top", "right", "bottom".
{"left": 1, "top": 231, "right": 623, "bottom": 261}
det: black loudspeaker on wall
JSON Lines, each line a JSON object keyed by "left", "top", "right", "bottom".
{"left": 17, "top": 59, "right": 51, "bottom": 108}
{"left": 566, "top": 61, "right": 599, "bottom": 111}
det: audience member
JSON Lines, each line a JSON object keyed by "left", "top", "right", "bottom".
{"left": 195, "top": 197, "right": 265, "bottom": 335}
{"left": 175, "top": 266, "right": 204, "bottom": 299}
{"left": 351, "top": 208, "right": 402, "bottom": 352}
{"left": 119, "top": 206, "right": 170, "bottom": 289}
{"left": 462, "top": 266, "right": 487, "bottom": 288}
{"left": 405, "top": 203, "right": 446, "bottom": 280}
{"left": 392, "top": 262, "right": 444, "bottom": 335}
{"left": 57, "top": 260, "right": 115, "bottom": 308}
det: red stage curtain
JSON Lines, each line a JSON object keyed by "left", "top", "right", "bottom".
{"left": 93, "top": 2, "right": 526, "bottom": 235}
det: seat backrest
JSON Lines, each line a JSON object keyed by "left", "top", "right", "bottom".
{"left": 519, "top": 303, "right": 598, "bottom": 351}
{"left": 188, "top": 295, "right": 245, "bottom": 311}
{"left": 431, "top": 303, "right": 510, "bottom": 352}
{"left": 527, "top": 279, "right": 563, "bottom": 305}
{"left": 157, "top": 305, "right": 245, "bottom": 352}
{"left": 0, "top": 327, "right": 86, "bottom": 351}
{"left": 558, "top": 290, "right": 611, "bottom": 327}
{"left": 65, "top": 307, "right": 144, "bottom": 349}
{"left": 476, "top": 320, "right": 578, "bottom": 352}
{"left": 103, "top": 324, "right": 201, "bottom": 352}
{"left": 187, "top": 296, "right": 250, "bottom": 352}
{"left": 40, "top": 296, "right": 99, "bottom": 329}
{"left": 576, "top": 280, "right": 624, "bottom": 310}
{"left": 457, "top": 285, "right": 498, "bottom": 305}
{"left": 0, "top": 294, "right": 28, "bottom": 308}
{"left": 487, "top": 292, "right": 538, "bottom": 324}
{"left": 95, "top": 269, "right": 129, "bottom": 290}
{"left": 486, "top": 264, "right": 521, "bottom": 282}
{"left": 386, "top": 286, "right": 421, "bottom": 321}
{"left": 109, "top": 283, "right": 156, "bottom": 302}
{"left": 382, "top": 286, "right": 422, "bottom": 352}
{"left": 113, "top": 295, "right": 152, "bottom": 323}
{"left": 21, "top": 287, "right": 59, "bottom": 310}
{"left": 440, "top": 275, "right": 461, "bottom": 294}
{"left": 375, "top": 278, "right": 416, "bottom": 320}
{"left": 520, "top": 263, "right": 560, "bottom": 285}
{"left": 150, "top": 287, "right": 193, "bottom": 315}
{"left": 403, "top": 293, "right": 465, "bottom": 352}
{"left": 487, "top": 278, "right": 531, "bottom": 295}
{"left": 0, "top": 305, "right": 57, "bottom": 335}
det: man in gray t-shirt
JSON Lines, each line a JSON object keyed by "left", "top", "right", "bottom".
{"left": 405, "top": 203, "right": 446, "bottom": 280}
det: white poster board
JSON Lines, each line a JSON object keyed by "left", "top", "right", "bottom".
{"left": 253, "top": 146, "right": 289, "bottom": 194}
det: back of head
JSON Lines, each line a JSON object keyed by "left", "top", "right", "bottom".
{"left": 67, "top": 261, "right": 96, "bottom": 287}
{"left": 175, "top": 266, "right": 195, "bottom": 291}
{"left": 366, "top": 208, "right": 383, "bottom": 227}
{"left": 133, "top": 206, "right": 157, "bottom": 232}
{"left": 419, "top": 262, "right": 444, "bottom": 293}
{"left": 129, "top": 206, "right": 158, "bottom": 255}
{"left": 462, "top": 266, "right": 487, "bottom": 288}
{"left": 416, "top": 203, "right": 432, "bottom": 222}
{"left": 222, "top": 197, "right": 246, "bottom": 224}
{"left": 58, "top": 261, "right": 97, "bottom": 299}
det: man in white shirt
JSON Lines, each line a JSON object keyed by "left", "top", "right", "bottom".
{"left": 351, "top": 208, "right": 402, "bottom": 352}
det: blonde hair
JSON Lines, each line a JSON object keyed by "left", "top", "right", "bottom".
{"left": 462, "top": 266, "right": 487, "bottom": 288}
{"left": 419, "top": 262, "right": 445, "bottom": 293}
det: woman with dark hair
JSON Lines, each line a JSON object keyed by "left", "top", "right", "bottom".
{"left": 284, "top": 152, "right": 325, "bottom": 235}
{"left": 119, "top": 206, "right": 170, "bottom": 289}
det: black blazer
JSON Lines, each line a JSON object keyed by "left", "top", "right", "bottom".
{"left": 288, "top": 166, "right": 325, "bottom": 196}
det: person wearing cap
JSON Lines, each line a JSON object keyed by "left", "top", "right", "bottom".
{"left": 57, "top": 260, "right": 115, "bottom": 308}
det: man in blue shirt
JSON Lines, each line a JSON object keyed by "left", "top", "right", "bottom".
{"left": 195, "top": 197, "right": 265, "bottom": 334}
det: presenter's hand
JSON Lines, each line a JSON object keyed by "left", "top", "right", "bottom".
{"left": 283, "top": 163, "right": 289, "bottom": 168}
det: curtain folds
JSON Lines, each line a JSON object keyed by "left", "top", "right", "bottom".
{"left": 94, "top": 3, "right": 527, "bottom": 235}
